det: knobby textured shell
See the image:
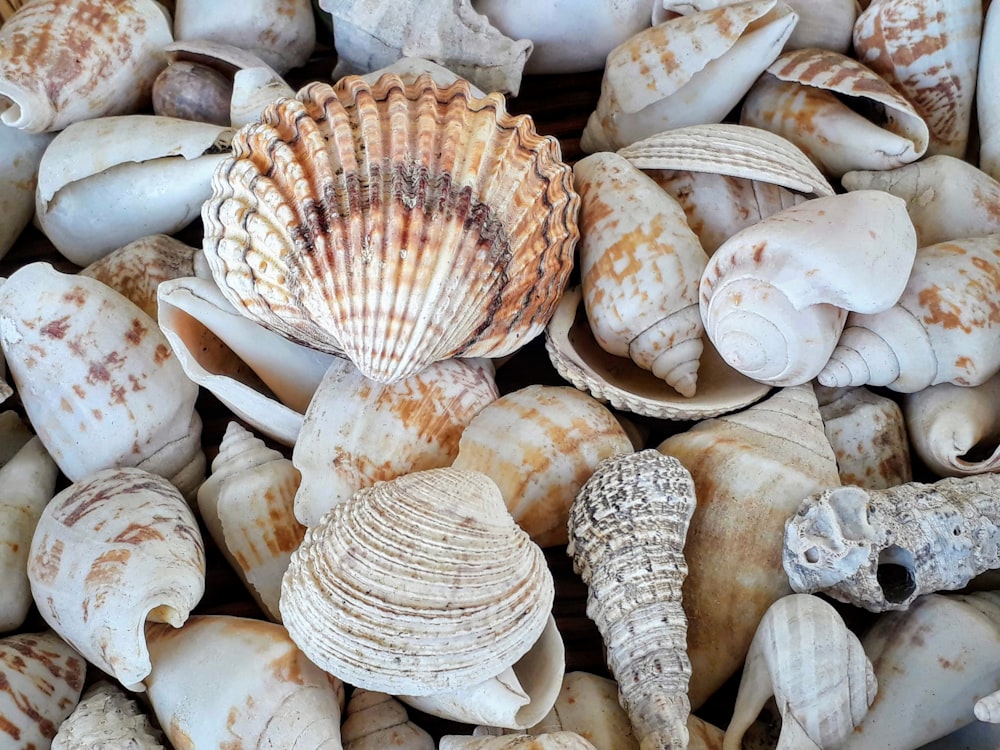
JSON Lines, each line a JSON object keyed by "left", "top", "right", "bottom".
{"left": 280, "top": 466, "right": 554, "bottom": 695}
{"left": 202, "top": 73, "right": 578, "bottom": 384}
{"left": 52, "top": 680, "right": 166, "bottom": 750}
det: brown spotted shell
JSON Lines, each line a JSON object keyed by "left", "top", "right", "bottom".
{"left": 202, "top": 73, "right": 579, "bottom": 384}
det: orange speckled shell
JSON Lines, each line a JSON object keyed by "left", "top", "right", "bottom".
{"left": 202, "top": 73, "right": 578, "bottom": 384}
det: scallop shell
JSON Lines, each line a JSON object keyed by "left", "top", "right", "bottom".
{"left": 202, "top": 73, "right": 578, "bottom": 385}
{"left": 341, "top": 689, "right": 435, "bottom": 750}
{"left": 280, "top": 466, "right": 554, "bottom": 696}
{"left": 568, "top": 450, "right": 698, "bottom": 750}
{"left": 53, "top": 680, "right": 166, "bottom": 750}
{"left": 27, "top": 467, "right": 206, "bottom": 691}
{"left": 0, "top": 0, "right": 172, "bottom": 133}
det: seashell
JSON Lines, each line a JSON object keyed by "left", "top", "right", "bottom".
{"left": 399, "top": 615, "right": 564, "bottom": 729}
{"left": 0, "top": 263, "right": 205, "bottom": 495}
{"left": 918, "top": 720, "right": 1000, "bottom": 750}
{"left": 699, "top": 191, "right": 917, "bottom": 386}
{"left": 853, "top": 0, "right": 982, "bottom": 158}
{"left": 544, "top": 286, "right": 772, "bottom": 421}
{"left": 280, "top": 466, "right": 555, "bottom": 696}
{"left": 451, "top": 384, "right": 632, "bottom": 547}
{"left": 144, "top": 615, "right": 345, "bottom": 749}
{"left": 818, "top": 235, "right": 1000, "bottom": 393}
{"left": 321, "top": 0, "right": 532, "bottom": 95}
{"left": 441, "top": 733, "right": 599, "bottom": 749}
{"left": 740, "top": 48, "right": 929, "bottom": 177}
{"left": 359, "top": 57, "right": 487, "bottom": 96}
{"left": 28, "top": 467, "right": 206, "bottom": 691}
{"left": 783, "top": 473, "right": 1000, "bottom": 611}
{"left": 0, "top": 437, "right": 57, "bottom": 633}
{"left": 526, "top": 672, "right": 641, "bottom": 750}
{"left": 293, "top": 355, "right": 498, "bottom": 527}
{"left": 472, "top": 0, "right": 655, "bottom": 74}
{"left": 153, "top": 60, "right": 233, "bottom": 126}
{"left": 157, "top": 274, "right": 335, "bottom": 446}
{"left": 202, "top": 74, "right": 578, "bottom": 385}
{"left": 841, "top": 155, "right": 1000, "bottom": 247}
{"left": 197, "top": 421, "right": 305, "bottom": 621}
{"left": 579, "top": 0, "right": 798, "bottom": 152}
{"left": 0, "top": 0, "right": 24, "bottom": 24}
{"left": 902, "top": 373, "right": 1000, "bottom": 477}
{"left": 568, "top": 450, "right": 698, "bottom": 750}
{"left": 341, "top": 689, "right": 435, "bottom": 750}
{"left": 0, "top": 630, "right": 86, "bottom": 748}
{"left": 80, "top": 234, "right": 198, "bottom": 321}
{"left": 0, "top": 0, "right": 172, "bottom": 133}
{"left": 836, "top": 591, "right": 1000, "bottom": 749}
{"left": 173, "top": 0, "right": 315, "bottom": 74}
{"left": 53, "top": 680, "right": 166, "bottom": 750}
{"left": 815, "top": 385, "right": 912, "bottom": 490}
{"left": 657, "top": 384, "right": 841, "bottom": 709}
{"left": 723, "top": 594, "right": 876, "bottom": 750}
{"left": 35, "top": 114, "right": 233, "bottom": 266}
{"left": 0, "top": 122, "right": 53, "bottom": 258}
{"left": 230, "top": 66, "right": 295, "bottom": 129}
{"left": 977, "top": 691, "right": 1000, "bottom": 723}
{"left": 979, "top": 0, "right": 1000, "bottom": 180}
{"left": 574, "top": 152, "right": 709, "bottom": 397}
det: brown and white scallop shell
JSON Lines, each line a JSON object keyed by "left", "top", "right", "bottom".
{"left": 280, "top": 466, "right": 554, "bottom": 696}
{"left": 202, "top": 73, "right": 578, "bottom": 385}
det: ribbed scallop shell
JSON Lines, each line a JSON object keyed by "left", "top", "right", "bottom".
{"left": 280, "top": 466, "right": 554, "bottom": 696}
{"left": 203, "top": 73, "right": 578, "bottom": 384}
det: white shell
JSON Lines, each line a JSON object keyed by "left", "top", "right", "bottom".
{"left": 358, "top": 57, "right": 487, "bottom": 96}
{"left": 0, "top": 122, "right": 52, "bottom": 258}
{"left": 441, "top": 734, "right": 599, "bottom": 749}
{"left": 53, "top": 680, "right": 166, "bottom": 750}
{"left": 341, "top": 689, "right": 434, "bottom": 750}
{"left": 28, "top": 467, "right": 206, "bottom": 691}
{"left": 979, "top": 0, "right": 1000, "bottom": 180}
{"left": 230, "top": 66, "right": 295, "bottom": 128}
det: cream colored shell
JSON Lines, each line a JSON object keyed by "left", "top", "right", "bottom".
{"left": 53, "top": 680, "right": 166, "bottom": 750}
{"left": 342, "top": 689, "right": 434, "bottom": 750}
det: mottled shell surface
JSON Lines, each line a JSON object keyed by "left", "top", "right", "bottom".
{"left": 53, "top": 680, "right": 165, "bottom": 750}
{"left": 280, "top": 467, "right": 554, "bottom": 696}
{"left": 27, "top": 467, "right": 206, "bottom": 691}
{"left": 568, "top": 450, "right": 697, "bottom": 750}
{"left": 203, "top": 73, "right": 578, "bottom": 385}
{"left": 0, "top": 0, "right": 172, "bottom": 133}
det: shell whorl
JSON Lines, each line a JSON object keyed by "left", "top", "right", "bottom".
{"left": 568, "top": 450, "right": 696, "bottom": 750}
{"left": 210, "top": 420, "right": 286, "bottom": 482}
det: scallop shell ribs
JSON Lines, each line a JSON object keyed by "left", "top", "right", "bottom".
{"left": 203, "top": 73, "right": 579, "bottom": 384}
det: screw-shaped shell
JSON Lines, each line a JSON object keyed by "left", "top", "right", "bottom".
{"left": 568, "top": 450, "right": 697, "bottom": 750}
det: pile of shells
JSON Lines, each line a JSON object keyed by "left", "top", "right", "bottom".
{"left": 5, "top": 0, "right": 1000, "bottom": 748}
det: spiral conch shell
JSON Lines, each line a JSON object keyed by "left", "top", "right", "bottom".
{"left": 281, "top": 466, "right": 554, "bottom": 696}
{"left": 28, "top": 467, "right": 206, "bottom": 691}
{"left": 573, "top": 151, "right": 709, "bottom": 398}
{"left": 818, "top": 235, "right": 1000, "bottom": 392}
{"left": 203, "top": 73, "right": 578, "bottom": 385}
{"left": 568, "top": 450, "right": 697, "bottom": 750}
{"left": 699, "top": 190, "right": 917, "bottom": 386}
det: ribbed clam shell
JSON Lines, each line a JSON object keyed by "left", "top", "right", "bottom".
{"left": 203, "top": 73, "right": 578, "bottom": 385}
{"left": 280, "top": 466, "right": 554, "bottom": 695}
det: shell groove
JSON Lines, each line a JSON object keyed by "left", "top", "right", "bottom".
{"left": 203, "top": 73, "right": 578, "bottom": 384}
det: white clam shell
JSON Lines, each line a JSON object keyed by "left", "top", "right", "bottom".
{"left": 53, "top": 680, "right": 166, "bottom": 750}
{"left": 28, "top": 467, "right": 206, "bottom": 691}
{"left": 34, "top": 115, "right": 233, "bottom": 266}
{"left": 0, "top": 122, "right": 52, "bottom": 258}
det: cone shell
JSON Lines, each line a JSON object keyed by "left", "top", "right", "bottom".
{"left": 27, "top": 467, "right": 206, "bottom": 691}
{"left": 202, "top": 73, "right": 578, "bottom": 385}
{"left": 280, "top": 466, "right": 554, "bottom": 696}
{"left": 0, "top": 0, "right": 172, "bottom": 133}
{"left": 53, "top": 680, "right": 165, "bottom": 750}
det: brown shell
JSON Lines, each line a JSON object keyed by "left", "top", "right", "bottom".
{"left": 202, "top": 73, "right": 579, "bottom": 384}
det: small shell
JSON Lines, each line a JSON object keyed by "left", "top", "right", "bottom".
{"left": 152, "top": 60, "right": 233, "bottom": 126}
{"left": 341, "top": 689, "right": 435, "bottom": 750}
{"left": 0, "top": 122, "right": 52, "bottom": 258}
{"left": 144, "top": 615, "right": 346, "bottom": 750}
{"left": 280, "top": 467, "right": 554, "bottom": 696}
{"left": 700, "top": 191, "right": 917, "bottom": 386}
{"left": 202, "top": 74, "right": 578, "bottom": 385}
{"left": 0, "top": 0, "right": 172, "bottom": 133}
{"left": 440, "top": 734, "right": 599, "bottom": 749}
{"left": 568, "top": 450, "right": 697, "bottom": 750}
{"left": 230, "top": 66, "right": 295, "bottom": 129}
{"left": 723, "top": 594, "right": 876, "bottom": 750}
{"left": 197, "top": 422, "right": 305, "bottom": 621}
{"left": 0, "top": 0, "right": 25, "bottom": 24}
{"left": 783, "top": 474, "right": 1000, "bottom": 610}
{"left": 527, "top": 672, "right": 640, "bottom": 749}
{"left": 27, "top": 467, "right": 206, "bottom": 690}
{"left": 53, "top": 680, "right": 166, "bottom": 750}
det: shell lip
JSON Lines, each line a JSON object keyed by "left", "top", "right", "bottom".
{"left": 0, "top": 79, "right": 50, "bottom": 132}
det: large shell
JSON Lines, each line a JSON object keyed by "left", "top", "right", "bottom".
{"left": 0, "top": 122, "right": 52, "bottom": 258}
{"left": 27, "top": 467, "right": 206, "bottom": 690}
{"left": 144, "top": 615, "right": 345, "bottom": 750}
{"left": 568, "top": 450, "right": 698, "bottom": 750}
{"left": 699, "top": 191, "right": 917, "bottom": 386}
{"left": 0, "top": 0, "right": 172, "bottom": 133}
{"left": 783, "top": 474, "right": 1000, "bottom": 610}
{"left": 341, "top": 689, "right": 435, "bottom": 750}
{"left": 53, "top": 680, "right": 166, "bottom": 750}
{"left": 818, "top": 235, "right": 1000, "bottom": 392}
{"left": 574, "top": 152, "right": 709, "bottom": 397}
{"left": 280, "top": 467, "right": 554, "bottom": 696}
{"left": 293, "top": 355, "right": 498, "bottom": 527}
{"left": 979, "top": 0, "right": 1000, "bottom": 180}
{"left": 657, "top": 384, "right": 841, "bottom": 709}
{"left": 202, "top": 73, "right": 578, "bottom": 385}
{"left": 451, "top": 384, "right": 633, "bottom": 548}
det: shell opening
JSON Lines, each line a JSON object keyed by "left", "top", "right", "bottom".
{"left": 147, "top": 604, "right": 183, "bottom": 627}
{"left": 876, "top": 545, "right": 916, "bottom": 604}
{"left": 0, "top": 96, "right": 20, "bottom": 127}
